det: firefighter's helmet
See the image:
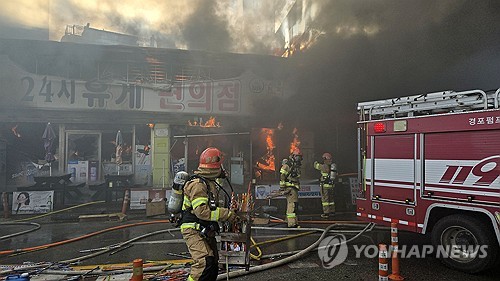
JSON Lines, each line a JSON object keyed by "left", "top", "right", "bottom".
{"left": 291, "top": 148, "right": 302, "bottom": 156}
{"left": 199, "top": 147, "right": 224, "bottom": 169}
{"left": 290, "top": 148, "right": 302, "bottom": 163}
{"left": 322, "top": 152, "right": 332, "bottom": 160}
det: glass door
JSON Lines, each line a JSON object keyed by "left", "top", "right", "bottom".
{"left": 65, "top": 131, "right": 101, "bottom": 183}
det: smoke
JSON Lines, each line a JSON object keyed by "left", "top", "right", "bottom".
{"left": 0, "top": 0, "right": 278, "bottom": 53}
{"left": 180, "top": 1, "right": 231, "bottom": 52}
{"left": 1, "top": 0, "right": 499, "bottom": 171}
{"left": 281, "top": 0, "right": 500, "bottom": 171}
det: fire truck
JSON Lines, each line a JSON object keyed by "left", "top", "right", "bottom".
{"left": 355, "top": 88, "right": 500, "bottom": 273}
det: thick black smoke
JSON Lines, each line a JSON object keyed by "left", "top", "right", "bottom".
{"left": 181, "top": 1, "right": 231, "bottom": 52}
{"left": 281, "top": 0, "right": 500, "bottom": 172}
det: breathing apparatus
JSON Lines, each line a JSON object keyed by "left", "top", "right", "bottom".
{"left": 168, "top": 171, "right": 190, "bottom": 223}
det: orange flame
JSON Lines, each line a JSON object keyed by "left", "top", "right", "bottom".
{"left": 145, "top": 56, "right": 161, "bottom": 64}
{"left": 290, "top": 128, "right": 301, "bottom": 154}
{"left": 200, "top": 116, "right": 219, "bottom": 128}
{"left": 188, "top": 117, "right": 221, "bottom": 128}
{"left": 256, "top": 128, "right": 276, "bottom": 172}
{"left": 11, "top": 124, "right": 21, "bottom": 138}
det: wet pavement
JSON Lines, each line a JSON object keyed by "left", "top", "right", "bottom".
{"left": 1, "top": 206, "right": 499, "bottom": 280}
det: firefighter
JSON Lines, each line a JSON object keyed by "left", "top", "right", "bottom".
{"left": 314, "top": 152, "right": 337, "bottom": 219}
{"left": 280, "top": 149, "right": 302, "bottom": 228}
{"left": 180, "top": 147, "right": 240, "bottom": 281}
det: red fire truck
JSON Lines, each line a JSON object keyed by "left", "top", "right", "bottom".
{"left": 355, "top": 88, "right": 500, "bottom": 273}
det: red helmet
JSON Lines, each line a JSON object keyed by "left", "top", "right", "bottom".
{"left": 322, "top": 152, "right": 332, "bottom": 160}
{"left": 199, "top": 147, "right": 224, "bottom": 169}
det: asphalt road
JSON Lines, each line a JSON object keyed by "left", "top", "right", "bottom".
{"left": 1, "top": 214, "right": 499, "bottom": 280}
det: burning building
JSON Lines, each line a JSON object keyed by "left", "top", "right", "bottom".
{"left": 0, "top": 37, "right": 295, "bottom": 192}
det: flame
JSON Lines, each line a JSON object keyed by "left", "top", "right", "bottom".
{"left": 289, "top": 128, "right": 301, "bottom": 154}
{"left": 200, "top": 116, "right": 219, "bottom": 128}
{"left": 277, "top": 122, "right": 283, "bottom": 130}
{"left": 281, "top": 28, "right": 324, "bottom": 58}
{"left": 145, "top": 56, "right": 161, "bottom": 64}
{"left": 188, "top": 117, "right": 221, "bottom": 128}
{"left": 256, "top": 128, "right": 276, "bottom": 172}
{"left": 11, "top": 124, "right": 21, "bottom": 138}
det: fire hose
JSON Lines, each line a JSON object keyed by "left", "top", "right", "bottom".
{"left": 217, "top": 222, "right": 375, "bottom": 280}
{"left": 0, "top": 222, "right": 41, "bottom": 240}
{"left": 2, "top": 223, "right": 374, "bottom": 278}
{"left": 0, "top": 220, "right": 170, "bottom": 256}
{"left": 0, "top": 227, "right": 181, "bottom": 276}
{"left": 13, "top": 201, "right": 106, "bottom": 222}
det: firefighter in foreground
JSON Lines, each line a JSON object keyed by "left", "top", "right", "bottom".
{"left": 314, "top": 152, "right": 337, "bottom": 219}
{"left": 180, "top": 147, "right": 240, "bottom": 281}
{"left": 279, "top": 149, "right": 302, "bottom": 228}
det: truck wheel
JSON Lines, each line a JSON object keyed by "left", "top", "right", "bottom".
{"left": 431, "top": 214, "right": 498, "bottom": 273}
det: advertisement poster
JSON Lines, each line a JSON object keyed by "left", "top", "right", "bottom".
{"left": 89, "top": 160, "right": 99, "bottom": 182}
{"left": 255, "top": 184, "right": 321, "bottom": 200}
{"left": 135, "top": 145, "right": 152, "bottom": 185}
{"left": 103, "top": 163, "right": 133, "bottom": 175}
{"left": 68, "top": 160, "right": 89, "bottom": 183}
{"left": 12, "top": 191, "right": 54, "bottom": 214}
{"left": 130, "top": 189, "right": 171, "bottom": 210}
{"left": 9, "top": 162, "right": 50, "bottom": 188}
{"left": 68, "top": 161, "right": 78, "bottom": 182}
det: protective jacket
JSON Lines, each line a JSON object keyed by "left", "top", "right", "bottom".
{"left": 313, "top": 162, "right": 337, "bottom": 188}
{"left": 180, "top": 172, "right": 235, "bottom": 281}
{"left": 280, "top": 162, "right": 301, "bottom": 189}
{"left": 180, "top": 176, "right": 234, "bottom": 231}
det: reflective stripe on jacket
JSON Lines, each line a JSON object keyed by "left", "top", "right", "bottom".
{"left": 181, "top": 178, "right": 233, "bottom": 229}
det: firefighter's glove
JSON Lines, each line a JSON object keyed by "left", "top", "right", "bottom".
{"left": 228, "top": 211, "right": 245, "bottom": 223}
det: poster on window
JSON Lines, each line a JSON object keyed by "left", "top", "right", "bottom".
{"left": 12, "top": 191, "right": 54, "bottom": 214}
{"left": 135, "top": 145, "right": 152, "bottom": 185}
{"left": 254, "top": 184, "right": 321, "bottom": 199}
{"left": 130, "top": 189, "right": 171, "bottom": 210}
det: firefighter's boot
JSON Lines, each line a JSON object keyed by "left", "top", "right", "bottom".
{"left": 286, "top": 187, "right": 299, "bottom": 227}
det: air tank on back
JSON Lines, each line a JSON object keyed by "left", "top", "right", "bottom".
{"left": 167, "top": 171, "right": 189, "bottom": 214}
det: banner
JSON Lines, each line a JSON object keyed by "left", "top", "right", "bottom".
{"left": 130, "top": 189, "right": 171, "bottom": 210}
{"left": 12, "top": 191, "right": 54, "bottom": 214}
{"left": 255, "top": 184, "right": 321, "bottom": 199}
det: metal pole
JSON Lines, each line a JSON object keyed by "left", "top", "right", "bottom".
{"left": 132, "top": 125, "right": 136, "bottom": 175}
{"left": 184, "top": 137, "right": 188, "bottom": 172}
{"left": 162, "top": 159, "right": 165, "bottom": 188}
{"left": 2, "top": 192, "right": 10, "bottom": 219}
{"left": 250, "top": 137, "right": 253, "bottom": 184}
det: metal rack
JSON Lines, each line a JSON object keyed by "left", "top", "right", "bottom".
{"left": 219, "top": 195, "right": 252, "bottom": 273}
{"left": 218, "top": 211, "right": 251, "bottom": 271}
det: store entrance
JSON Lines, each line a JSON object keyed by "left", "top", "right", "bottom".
{"left": 65, "top": 131, "right": 102, "bottom": 183}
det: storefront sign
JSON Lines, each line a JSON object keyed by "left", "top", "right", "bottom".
{"left": 1, "top": 56, "right": 285, "bottom": 116}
